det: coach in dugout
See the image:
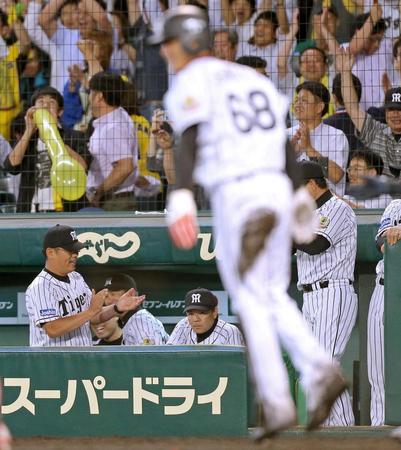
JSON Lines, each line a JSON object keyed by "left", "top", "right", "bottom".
{"left": 25, "top": 225, "right": 145, "bottom": 346}
{"left": 167, "top": 288, "right": 244, "bottom": 345}
{"left": 102, "top": 273, "right": 169, "bottom": 345}
{"left": 293, "top": 161, "right": 357, "bottom": 426}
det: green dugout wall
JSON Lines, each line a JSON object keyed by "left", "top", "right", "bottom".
{"left": 0, "top": 209, "right": 394, "bottom": 426}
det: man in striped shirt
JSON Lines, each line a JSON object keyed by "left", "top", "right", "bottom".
{"left": 294, "top": 161, "right": 358, "bottom": 426}
{"left": 167, "top": 288, "right": 244, "bottom": 345}
{"left": 102, "top": 273, "right": 169, "bottom": 345}
{"left": 26, "top": 225, "right": 145, "bottom": 346}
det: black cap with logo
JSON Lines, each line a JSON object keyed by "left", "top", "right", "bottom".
{"left": 300, "top": 161, "right": 325, "bottom": 180}
{"left": 43, "top": 224, "right": 86, "bottom": 253}
{"left": 184, "top": 288, "right": 218, "bottom": 312}
{"left": 103, "top": 274, "right": 137, "bottom": 292}
{"left": 383, "top": 87, "right": 401, "bottom": 110}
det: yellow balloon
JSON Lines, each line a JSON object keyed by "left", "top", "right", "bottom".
{"left": 33, "top": 108, "right": 87, "bottom": 201}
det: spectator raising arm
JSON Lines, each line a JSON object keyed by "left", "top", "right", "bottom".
{"left": 80, "top": 0, "right": 111, "bottom": 32}
{"left": 277, "top": 8, "right": 298, "bottom": 79}
{"left": 348, "top": 3, "right": 382, "bottom": 56}
{"left": 337, "top": 46, "right": 366, "bottom": 132}
{"left": 276, "top": 0, "right": 289, "bottom": 35}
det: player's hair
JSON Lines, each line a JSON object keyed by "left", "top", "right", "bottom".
{"left": 89, "top": 72, "right": 127, "bottom": 107}
{"left": 350, "top": 150, "right": 384, "bottom": 175}
{"left": 299, "top": 46, "right": 328, "bottom": 65}
{"left": 332, "top": 73, "right": 362, "bottom": 105}
{"left": 296, "top": 81, "right": 331, "bottom": 117}
{"left": 236, "top": 55, "right": 267, "bottom": 69}
{"left": 212, "top": 28, "right": 239, "bottom": 47}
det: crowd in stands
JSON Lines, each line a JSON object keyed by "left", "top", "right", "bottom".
{"left": 0, "top": 0, "right": 400, "bottom": 212}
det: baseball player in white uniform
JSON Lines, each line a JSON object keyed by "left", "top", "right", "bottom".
{"left": 102, "top": 273, "right": 169, "bottom": 345}
{"left": 26, "top": 225, "right": 145, "bottom": 346}
{"left": 148, "top": 5, "right": 348, "bottom": 439}
{"left": 294, "top": 161, "right": 358, "bottom": 426}
{"left": 167, "top": 288, "right": 244, "bottom": 345}
{"left": 367, "top": 199, "right": 401, "bottom": 425}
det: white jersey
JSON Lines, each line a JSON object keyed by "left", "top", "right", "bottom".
{"left": 296, "top": 193, "right": 357, "bottom": 285}
{"left": 287, "top": 123, "right": 349, "bottom": 196}
{"left": 26, "top": 269, "right": 93, "bottom": 346}
{"left": 164, "top": 57, "right": 289, "bottom": 192}
{"left": 375, "top": 200, "right": 401, "bottom": 277}
{"left": 167, "top": 317, "right": 244, "bottom": 345}
{"left": 123, "top": 309, "right": 169, "bottom": 345}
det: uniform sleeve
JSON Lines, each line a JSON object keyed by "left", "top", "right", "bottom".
{"left": 315, "top": 202, "right": 354, "bottom": 247}
{"left": 123, "top": 313, "right": 166, "bottom": 345}
{"left": 166, "top": 318, "right": 190, "bottom": 345}
{"left": 25, "top": 279, "right": 60, "bottom": 327}
{"left": 377, "top": 201, "right": 401, "bottom": 238}
{"left": 165, "top": 70, "right": 210, "bottom": 135}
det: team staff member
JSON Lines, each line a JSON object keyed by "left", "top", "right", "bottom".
{"left": 102, "top": 273, "right": 169, "bottom": 345}
{"left": 149, "top": 6, "right": 348, "bottom": 439}
{"left": 167, "top": 288, "right": 244, "bottom": 345}
{"left": 294, "top": 161, "right": 358, "bottom": 426}
{"left": 26, "top": 225, "right": 145, "bottom": 346}
{"left": 367, "top": 200, "right": 401, "bottom": 425}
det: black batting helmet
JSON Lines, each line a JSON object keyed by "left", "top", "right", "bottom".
{"left": 147, "top": 5, "right": 211, "bottom": 55}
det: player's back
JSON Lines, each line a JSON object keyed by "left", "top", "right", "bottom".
{"left": 165, "top": 57, "right": 289, "bottom": 191}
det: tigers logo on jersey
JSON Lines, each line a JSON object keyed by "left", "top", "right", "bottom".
{"left": 319, "top": 216, "right": 330, "bottom": 228}
{"left": 142, "top": 338, "right": 154, "bottom": 345}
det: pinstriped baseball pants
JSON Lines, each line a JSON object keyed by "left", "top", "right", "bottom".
{"left": 302, "top": 282, "right": 357, "bottom": 426}
{"left": 367, "top": 280, "right": 384, "bottom": 426}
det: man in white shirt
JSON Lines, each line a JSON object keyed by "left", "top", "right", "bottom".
{"left": 288, "top": 81, "right": 349, "bottom": 196}
{"left": 87, "top": 72, "right": 138, "bottom": 211}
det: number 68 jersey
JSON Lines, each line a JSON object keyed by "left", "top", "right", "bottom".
{"left": 165, "top": 56, "right": 289, "bottom": 191}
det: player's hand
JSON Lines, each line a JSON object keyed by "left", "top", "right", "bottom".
{"left": 0, "top": 421, "right": 11, "bottom": 450}
{"left": 292, "top": 187, "right": 318, "bottom": 244}
{"left": 384, "top": 226, "right": 401, "bottom": 246}
{"left": 166, "top": 189, "right": 199, "bottom": 249}
{"left": 116, "top": 288, "right": 145, "bottom": 313}
{"left": 89, "top": 289, "right": 108, "bottom": 314}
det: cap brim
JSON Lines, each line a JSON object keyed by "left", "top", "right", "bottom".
{"left": 62, "top": 241, "right": 87, "bottom": 252}
{"left": 184, "top": 305, "right": 212, "bottom": 312}
{"left": 383, "top": 103, "right": 401, "bottom": 110}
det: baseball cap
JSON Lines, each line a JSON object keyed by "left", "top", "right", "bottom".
{"left": 301, "top": 161, "right": 325, "bottom": 180}
{"left": 184, "top": 288, "right": 218, "bottom": 312}
{"left": 103, "top": 274, "right": 137, "bottom": 292}
{"left": 43, "top": 224, "right": 86, "bottom": 252}
{"left": 383, "top": 87, "right": 401, "bottom": 110}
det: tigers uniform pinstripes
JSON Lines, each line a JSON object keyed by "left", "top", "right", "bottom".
{"left": 296, "top": 193, "right": 358, "bottom": 426}
{"left": 26, "top": 269, "right": 93, "bottom": 346}
{"left": 122, "top": 309, "right": 169, "bottom": 345}
{"left": 167, "top": 318, "right": 244, "bottom": 345}
{"left": 368, "top": 200, "right": 401, "bottom": 425}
